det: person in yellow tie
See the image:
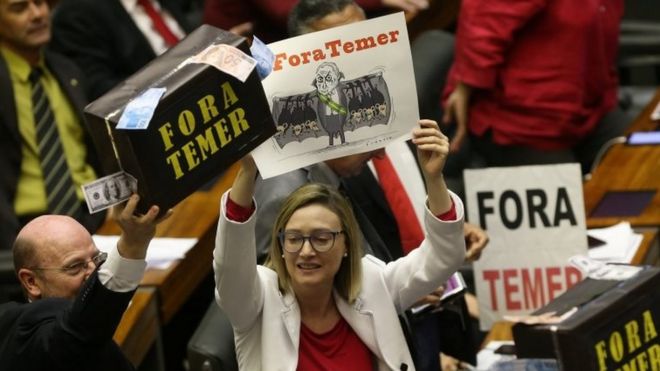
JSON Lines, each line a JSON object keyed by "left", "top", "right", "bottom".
{"left": 0, "top": 0, "right": 105, "bottom": 250}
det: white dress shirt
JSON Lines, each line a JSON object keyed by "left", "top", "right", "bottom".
{"left": 119, "top": 0, "right": 186, "bottom": 55}
{"left": 98, "top": 244, "right": 147, "bottom": 292}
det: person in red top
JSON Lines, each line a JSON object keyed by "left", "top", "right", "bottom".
{"left": 443, "top": 0, "right": 629, "bottom": 173}
{"left": 214, "top": 120, "right": 466, "bottom": 370}
{"left": 202, "top": 0, "right": 430, "bottom": 42}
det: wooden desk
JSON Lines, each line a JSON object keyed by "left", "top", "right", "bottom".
{"left": 482, "top": 320, "right": 515, "bottom": 346}
{"left": 114, "top": 287, "right": 160, "bottom": 367}
{"left": 583, "top": 88, "right": 660, "bottom": 229}
{"left": 631, "top": 230, "right": 659, "bottom": 266}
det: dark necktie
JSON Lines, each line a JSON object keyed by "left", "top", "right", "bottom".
{"left": 29, "top": 68, "right": 81, "bottom": 216}
{"left": 372, "top": 155, "right": 424, "bottom": 255}
{"left": 137, "top": 0, "right": 180, "bottom": 47}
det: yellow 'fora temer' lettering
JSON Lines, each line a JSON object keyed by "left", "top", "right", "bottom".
{"left": 157, "top": 81, "right": 250, "bottom": 179}
{"left": 165, "top": 106, "right": 249, "bottom": 179}
{"left": 595, "top": 310, "right": 658, "bottom": 371}
{"left": 158, "top": 81, "right": 239, "bottom": 152}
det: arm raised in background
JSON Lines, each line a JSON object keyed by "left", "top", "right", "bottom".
{"left": 442, "top": 81, "right": 472, "bottom": 152}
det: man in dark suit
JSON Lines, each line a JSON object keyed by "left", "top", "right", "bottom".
{"left": 0, "top": 0, "right": 104, "bottom": 251}
{"left": 49, "top": 0, "right": 192, "bottom": 100}
{"left": 0, "top": 195, "right": 168, "bottom": 371}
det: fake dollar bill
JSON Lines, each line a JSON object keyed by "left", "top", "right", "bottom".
{"left": 82, "top": 171, "right": 137, "bottom": 214}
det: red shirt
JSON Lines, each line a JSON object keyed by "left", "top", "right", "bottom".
{"left": 297, "top": 317, "right": 372, "bottom": 371}
{"left": 444, "top": 0, "right": 623, "bottom": 150}
{"left": 225, "top": 194, "right": 456, "bottom": 369}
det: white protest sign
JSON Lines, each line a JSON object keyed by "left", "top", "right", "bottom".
{"left": 463, "top": 164, "right": 588, "bottom": 330}
{"left": 252, "top": 12, "right": 419, "bottom": 178}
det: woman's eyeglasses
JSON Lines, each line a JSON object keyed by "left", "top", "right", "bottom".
{"left": 278, "top": 230, "right": 344, "bottom": 253}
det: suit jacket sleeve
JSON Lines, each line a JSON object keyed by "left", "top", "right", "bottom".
{"left": 3, "top": 271, "right": 134, "bottom": 369}
{"left": 0, "top": 55, "right": 23, "bottom": 249}
{"left": 214, "top": 191, "right": 264, "bottom": 332}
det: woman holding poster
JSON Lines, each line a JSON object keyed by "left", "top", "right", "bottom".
{"left": 213, "top": 120, "right": 465, "bottom": 370}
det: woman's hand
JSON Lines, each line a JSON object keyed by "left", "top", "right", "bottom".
{"left": 412, "top": 120, "right": 452, "bottom": 215}
{"left": 228, "top": 154, "right": 258, "bottom": 208}
{"left": 412, "top": 119, "right": 449, "bottom": 181}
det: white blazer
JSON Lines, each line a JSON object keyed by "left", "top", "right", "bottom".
{"left": 214, "top": 190, "right": 466, "bottom": 371}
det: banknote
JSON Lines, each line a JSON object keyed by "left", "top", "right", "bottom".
{"left": 190, "top": 44, "right": 256, "bottom": 83}
{"left": 249, "top": 36, "right": 275, "bottom": 80}
{"left": 82, "top": 171, "right": 138, "bottom": 214}
{"left": 116, "top": 87, "right": 167, "bottom": 130}
{"left": 569, "top": 254, "right": 641, "bottom": 280}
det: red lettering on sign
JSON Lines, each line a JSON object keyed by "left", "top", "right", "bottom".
{"left": 503, "top": 269, "right": 521, "bottom": 310}
{"left": 522, "top": 268, "right": 545, "bottom": 309}
{"left": 482, "top": 266, "right": 584, "bottom": 311}
{"left": 483, "top": 270, "right": 501, "bottom": 311}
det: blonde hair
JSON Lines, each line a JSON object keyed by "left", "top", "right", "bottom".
{"left": 265, "top": 183, "right": 362, "bottom": 303}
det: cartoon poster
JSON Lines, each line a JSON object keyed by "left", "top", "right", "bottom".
{"left": 252, "top": 13, "right": 419, "bottom": 179}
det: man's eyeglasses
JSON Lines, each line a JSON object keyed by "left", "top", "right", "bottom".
{"left": 31, "top": 252, "right": 108, "bottom": 276}
{"left": 278, "top": 230, "right": 344, "bottom": 253}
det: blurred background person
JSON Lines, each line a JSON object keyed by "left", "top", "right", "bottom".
{"left": 49, "top": 0, "right": 193, "bottom": 100}
{"left": 203, "top": 0, "right": 430, "bottom": 42}
{"left": 443, "top": 0, "right": 629, "bottom": 174}
{"left": 0, "top": 0, "right": 104, "bottom": 250}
